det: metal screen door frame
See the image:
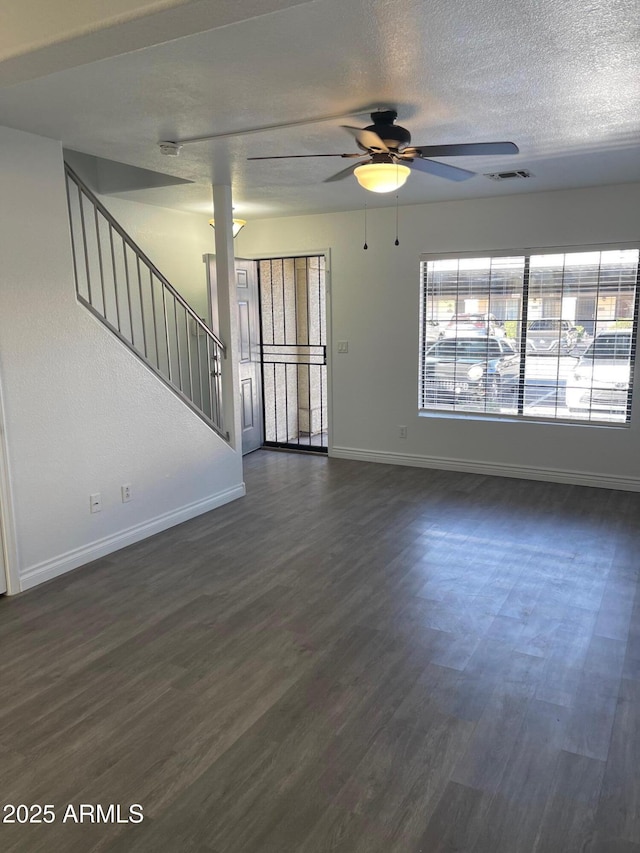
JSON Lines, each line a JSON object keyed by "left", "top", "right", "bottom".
{"left": 256, "top": 251, "right": 331, "bottom": 453}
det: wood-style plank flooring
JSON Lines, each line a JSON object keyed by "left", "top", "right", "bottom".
{"left": 1, "top": 450, "right": 639, "bottom": 852}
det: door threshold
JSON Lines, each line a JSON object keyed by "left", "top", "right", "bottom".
{"left": 261, "top": 444, "right": 328, "bottom": 456}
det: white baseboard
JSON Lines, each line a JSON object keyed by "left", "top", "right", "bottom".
{"left": 19, "top": 483, "right": 246, "bottom": 592}
{"left": 330, "top": 446, "right": 640, "bottom": 492}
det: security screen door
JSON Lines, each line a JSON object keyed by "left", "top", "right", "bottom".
{"left": 258, "top": 256, "right": 327, "bottom": 452}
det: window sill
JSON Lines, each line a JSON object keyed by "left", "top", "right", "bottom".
{"left": 418, "top": 409, "right": 630, "bottom": 429}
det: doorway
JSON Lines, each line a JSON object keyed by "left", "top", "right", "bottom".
{"left": 258, "top": 255, "right": 327, "bottom": 453}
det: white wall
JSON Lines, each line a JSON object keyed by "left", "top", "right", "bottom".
{"left": 239, "top": 182, "right": 640, "bottom": 490}
{"left": 0, "top": 125, "right": 244, "bottom": 592}
{"left": 95, "top": 194, "right": 214, "bottom": 318}
{"left": 63, "top": 149, "right": 214, "bottom": 318}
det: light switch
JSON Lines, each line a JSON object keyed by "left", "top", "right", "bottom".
{"left": 337, "top": 341, "right": 349, "bottom": 353}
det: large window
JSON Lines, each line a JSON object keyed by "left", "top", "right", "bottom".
{"left": 419, "top": 247, "right": 639, "bottom": 424}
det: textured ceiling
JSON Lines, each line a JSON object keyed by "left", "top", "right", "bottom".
{"left": 0, "top": 0, "right": 638, "bottom": 219}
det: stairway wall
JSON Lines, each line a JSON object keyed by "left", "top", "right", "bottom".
{"left": 63, "top": 149, "right": 213, "bottom": 318}
{"left": 0, "top": 125, "right": 243, "bottom": 592}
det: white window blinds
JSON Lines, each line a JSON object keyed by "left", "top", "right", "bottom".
{"left": 419, "top": 247, "right": 639, "bottom": 424}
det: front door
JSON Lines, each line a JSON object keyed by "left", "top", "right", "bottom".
{"left": 258, "top": 255, "right": 328, "bottom": 452}
{"left": 235, "top": 260, "right": 263, "bottom": 454}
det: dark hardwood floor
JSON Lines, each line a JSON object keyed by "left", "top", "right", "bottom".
{"left": 1, "top": 450, "right": 639, "bottom": 852}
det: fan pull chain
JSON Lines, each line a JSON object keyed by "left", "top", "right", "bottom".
{"left": 363, "top": 204, "right": 368, "bottom": 250}
{"left": 395, "top": 192, "right": 400, "bottom": 246}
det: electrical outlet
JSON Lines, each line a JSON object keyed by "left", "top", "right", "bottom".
{"left": 121, "top": 484, "right": 132, "bottom": 503}
{"left": 90, "top": 493, "right": 102, "bottom": 513}
{"left": 399, "top": 425, "right": 408, "bottom": 439}
{"left": 337, "top": 341, "right": 349, "bottom": 353}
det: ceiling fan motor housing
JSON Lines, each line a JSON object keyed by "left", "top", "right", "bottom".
{"left": 366, "top": 110, "right": 411, "bottom": 150}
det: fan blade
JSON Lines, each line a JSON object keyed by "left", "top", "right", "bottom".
{"left": 247, "top": 153, "right": 363, "bottom": 160}
{"left": 341, "top": 125, "right": 389, "bottom": 153}
{"left": 403, "top": 157, "right": 475, "bottom": 181}
{"left": 323, "top": 161, "right": 364, "bottom": 183}
{"left": 404, "top": 141, "right": 519, "bottom": 158}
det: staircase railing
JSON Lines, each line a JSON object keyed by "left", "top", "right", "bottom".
{"left": 64, "top": 163, "right": 227, "bottom": 439}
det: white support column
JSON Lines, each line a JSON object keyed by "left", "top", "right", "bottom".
{"left": 212, "top": 184, "right": 241, "bottom": 452}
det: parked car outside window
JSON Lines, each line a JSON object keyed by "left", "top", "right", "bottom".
{"left": 528, "top": 319, "right": 577, "bottom": 354}
{"left": 565, "top": 329, "right": 632, "bottom": 415}
{"left": 423, "top": 319, "right": 444, "bottom": 343}
{"left": 443, "top": 313, "right": 505, "bottom": 339}
{"left": 422, "top": 335, "right": 519, "bottom": 407}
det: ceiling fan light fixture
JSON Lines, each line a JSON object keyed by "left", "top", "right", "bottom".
{"left": 209, "top": 218, "right": 247, "bottom": 237}
{"left": 354, "top": 162, "right": 410, "bottom": 193}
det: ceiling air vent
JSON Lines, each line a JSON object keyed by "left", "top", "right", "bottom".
{"left": 485, "top": 169, "right": 533, "bottom": 181}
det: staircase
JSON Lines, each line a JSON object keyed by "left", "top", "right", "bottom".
{"left": 64, "top": 164, "right": 227, "bottom": 439}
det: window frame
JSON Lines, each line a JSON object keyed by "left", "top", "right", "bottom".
{"left": 419, "top": 242, "right": 640, "bottom": 427}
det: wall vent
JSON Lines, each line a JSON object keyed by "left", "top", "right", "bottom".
{"left": 485, "top": 169, "right": 533, "bottom": 181}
